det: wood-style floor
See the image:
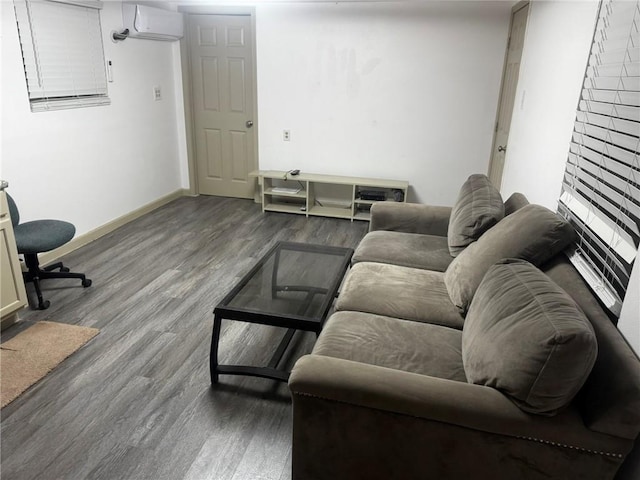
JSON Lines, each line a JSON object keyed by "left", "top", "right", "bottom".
{"left": 0, "top": 195, "right": 368, "bottom": 480}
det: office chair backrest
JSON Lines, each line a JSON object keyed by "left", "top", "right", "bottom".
{"left": 5, "top": 193, "right": 20, "bottom": 228}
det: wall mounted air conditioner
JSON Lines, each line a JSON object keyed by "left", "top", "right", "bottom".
{"left": 122, "top": 4, "right": 184, "bottom": 41}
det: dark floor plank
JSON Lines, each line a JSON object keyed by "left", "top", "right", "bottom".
{"left": 1, "top": 196, "right": 367, "bottom": 480}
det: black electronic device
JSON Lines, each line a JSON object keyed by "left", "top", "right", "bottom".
{"left": 392, "top": 189, "right": 405, "bottom": 202}
{"left": 289, "top": 169, "right": 300, "bottom": 176}
{"left": 359, "top": 190, "right": 386, "bottom": 201}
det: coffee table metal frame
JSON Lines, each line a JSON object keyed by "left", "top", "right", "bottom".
{"left": 210, "top": 241, "right": 353, "bottom": 384}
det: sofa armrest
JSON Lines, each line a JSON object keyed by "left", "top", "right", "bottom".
{"left": 289, "top": 355, "right": 625, "bottom": 453}
{"left": 289, "top": 355, "right": 628, "bottom": 480}
{"left": 369, "top": 202, "right": 451, "bottom": 236}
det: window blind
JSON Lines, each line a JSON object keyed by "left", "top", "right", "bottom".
{"left": 558, "top": 0, "right": 640, "bottom": 316}
{"left": 13, "top": 0, "right": 110, "bottom": 111}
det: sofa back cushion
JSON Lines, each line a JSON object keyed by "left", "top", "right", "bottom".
{"left": 448, "top": 174, "right": 504, "bottom": 257}
{"left": 444, "top": 203, "right": 576, "bottom": 314}
{"left": 503, "top": 192, "right": 529, "bottom": 216}
{"left": 462, "top": 259, "right": 598, "bottom": 415}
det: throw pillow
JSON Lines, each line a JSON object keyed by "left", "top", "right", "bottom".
{"left": 462, "top": 259, "right": 598, "bottom": 415}
{"left": 444, "top": 203, "right": 576, "bottom": 314}
{"left": 448, "top": 174, "right": 504, "bottom": 257}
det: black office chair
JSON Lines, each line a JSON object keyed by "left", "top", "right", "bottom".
{"left": 6, "top": 193, "right": 92, "bottom": 310}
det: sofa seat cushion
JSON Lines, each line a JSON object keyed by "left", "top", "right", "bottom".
{"left": 352, "top": 231, "right": 453, "bottom": 272}
{"left": 462, "top": 259, "right": 598, "bottom": 415}
{"left": 314, "top": 311, "right": 467, "bottom": 382}
{"left": 448, "top": 174, "right": 504, "bottom": 257}
{"left": 445, "top": 203, "right": 576, "bottom": 314}
{"left": 336, "top": 262, "right": 464, "bottom": 329}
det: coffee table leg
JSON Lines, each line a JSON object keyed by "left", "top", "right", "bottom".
{"left": 210, "top": 314, "right": 223, "bottom": 385}
{"left": 271, "top": 248, "right": 281, "bottom": 298}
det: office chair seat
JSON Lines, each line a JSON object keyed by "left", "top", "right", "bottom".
{"left": 6, "top": 193, "right": 91, "bottom": 310}
{"left": 13, "top": 220, "right": 75, "bottom": 253}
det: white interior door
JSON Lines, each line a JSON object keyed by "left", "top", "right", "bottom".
{"left": 189, "top": 14, "right": 256, "bottom": 198}
{"left": 488, "top": 3, "right": 529, "bottom": 190}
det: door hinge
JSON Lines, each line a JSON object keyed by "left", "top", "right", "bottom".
{"left": 507, "top": 36, "right": 511, "bottom": 49}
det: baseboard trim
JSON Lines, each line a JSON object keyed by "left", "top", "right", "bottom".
{"left": 39, "top": 189, "right": 190, "bottom": 266}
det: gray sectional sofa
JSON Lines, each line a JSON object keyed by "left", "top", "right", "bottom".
{"left": 288, "top": 175, "right": 640, "bottom": 480}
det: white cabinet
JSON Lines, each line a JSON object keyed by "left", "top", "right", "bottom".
{"left": 253, "top": 170, "right": 409, "bottom": 221}
{"left": 1, "top": 189, "right": 27, "bottom": 330}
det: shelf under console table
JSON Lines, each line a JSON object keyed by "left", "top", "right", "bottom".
{"left": 251, "top": 170, "right": 409, "bottom": 221}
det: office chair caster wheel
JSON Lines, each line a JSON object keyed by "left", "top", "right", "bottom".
{"left": 38, "top": 300, "right": 51, "bottom": 310}
{"left": 60, "top": 267, "right": 70, "bottom": 272}
{"left": 82, "top": 279, "right": 92, "bottom": 288}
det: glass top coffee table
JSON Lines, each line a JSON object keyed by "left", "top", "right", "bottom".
{"left": 210, "top": 241, "right": 353, "bottom": 384}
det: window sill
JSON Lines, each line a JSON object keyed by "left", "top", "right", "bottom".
{"left": 30, "top": 96, "right": 111, "bottom": 113}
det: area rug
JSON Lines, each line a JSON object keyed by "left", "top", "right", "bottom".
{"left": 1, "top": 321, "right": 99, "bottom": 408}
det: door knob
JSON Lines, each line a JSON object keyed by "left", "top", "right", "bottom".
{"left": 246, "top": 120, "right": 254, "bottom": 128}
{"left": 497, "top": 145, "right": 507, "bottom": 153}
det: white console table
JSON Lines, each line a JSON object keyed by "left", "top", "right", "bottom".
{"left": 251, "top": 170, "right": 408, "bottom": 221}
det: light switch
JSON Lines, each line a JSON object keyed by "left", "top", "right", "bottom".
{"left": 153, "top": 86, "right": 162, "bottom": 101}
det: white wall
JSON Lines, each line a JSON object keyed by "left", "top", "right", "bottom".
{"left": 2, "top": 1, "right": 511, "bottom": 224}
{"left": 619, "top": 261, "right": 640, "bottom": 356}
{"left": 500, "top": 0, "right": 640, "bottom": 355}
{"left": 0, "top": 1, "right": 188, "bottom": 235}
{"left": 500, "top": 0, "right": 598, "bottom": 209}
{"left": 255, "top": 1, "right": 512, "bottom": 204}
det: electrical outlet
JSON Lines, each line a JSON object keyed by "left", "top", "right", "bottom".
{"left": 153, "top": 86, "right": 162, "bottom": 101}
{"left": 283, "top": 130, "right": 290, "bottom": 141}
